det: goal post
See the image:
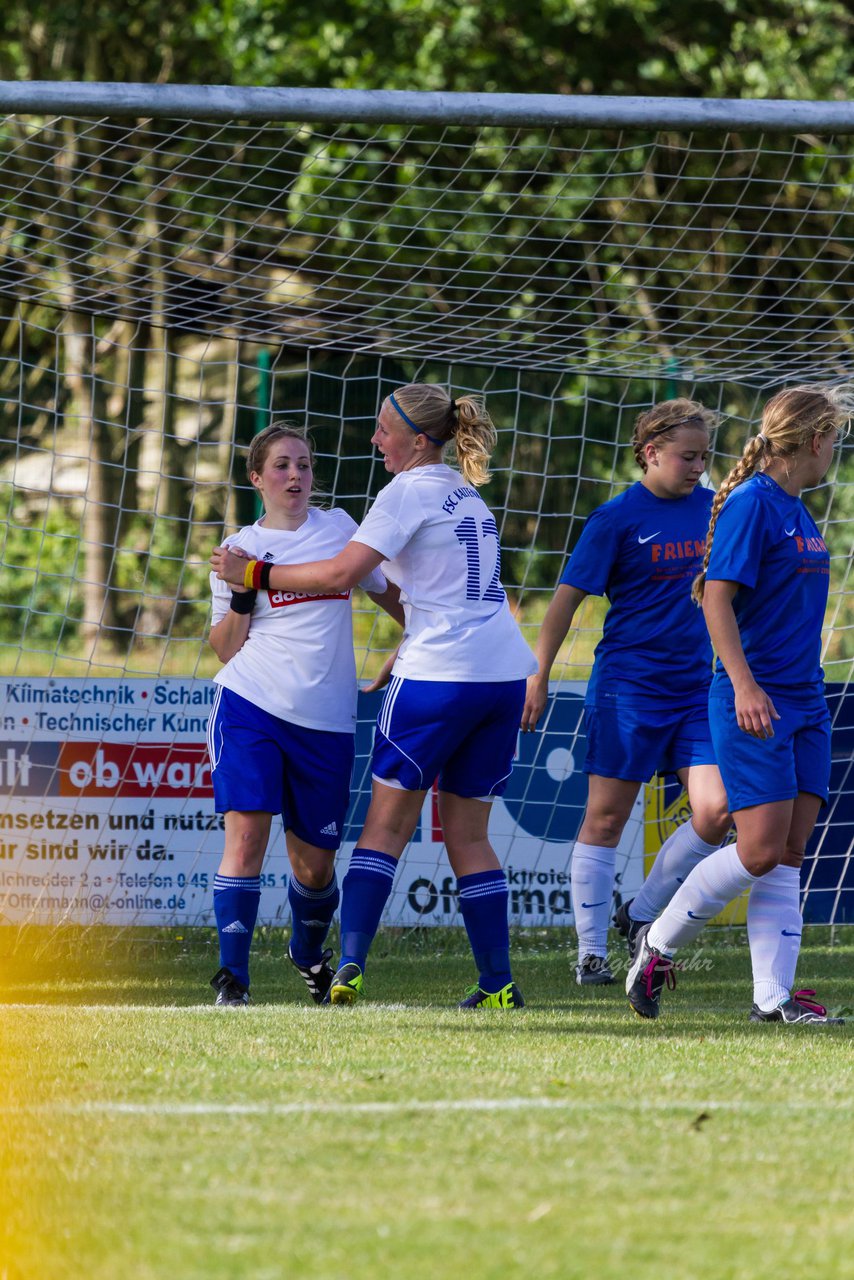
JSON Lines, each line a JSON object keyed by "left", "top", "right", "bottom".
{"left": 0, "top": 84, "right": 852, "bottom": 929}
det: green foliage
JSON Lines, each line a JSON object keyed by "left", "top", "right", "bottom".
{"left": 1, "top": 1, "right": 853, "bottom": 661}
{"left": 113, "top": 514, "right": 213, "bottom": 639}
{"left": 0, "top": 491, "right": 83, "bottom": 647}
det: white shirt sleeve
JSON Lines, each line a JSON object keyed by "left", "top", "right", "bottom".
{"left": 350, "top": 478, "right": 425, "bottom": 560}
{"left": 210, "top": 572, "right": 233, "bottom": 625}
{"left": 209, "top": 531, "right": 253, "bottom": 625}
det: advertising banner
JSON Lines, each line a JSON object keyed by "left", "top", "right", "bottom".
{"left": 3, "top": 677, "right": 850, "bottom": 927}
{"left": 0, "top": 677, "right": 643, "bottom": 927}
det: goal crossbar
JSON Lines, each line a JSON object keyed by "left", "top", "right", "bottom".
{"left": 1, "top": 82, "right": 854, "bottom": 132}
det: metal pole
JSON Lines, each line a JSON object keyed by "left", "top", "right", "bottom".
{"left": 1, "top": 82, "right": 854, "bottom": 133}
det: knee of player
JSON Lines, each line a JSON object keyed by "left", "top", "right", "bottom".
{"left": 780, "top": 844, "right": 806, "bottom": 870}
{"left": 741, "top": 845, "right": 785, "bottom": 877}
{"left": 289, "top": 857, "right": 335, "bottom": 890}
{"left": 229, "top": 828, "right": 267, "bottom": 869}
{"left": 581, "top": 811, "right": 626, "bottom": 846}
{"left": 692, "top": 801, "right": 732, "bottom": 844}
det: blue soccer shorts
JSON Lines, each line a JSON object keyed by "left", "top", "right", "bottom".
{"left": 372, "top": 676, "right": 527, "bottom": 798}
{"left": 207, "top": 686, "right": 355, "bottom": 849}
{"left": 584, "top": 697, "right": 717, "bottom": 783}
{"left": 708, "top": 686, "right": 831, "bottom": 812}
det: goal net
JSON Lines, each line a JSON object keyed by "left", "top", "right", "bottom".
{"left": 0, "top": 90, "right": 852, "bottom": 931}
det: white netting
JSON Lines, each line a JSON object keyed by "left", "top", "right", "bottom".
{"left": 0, "top": 105, "right": 852, "bottom": 928}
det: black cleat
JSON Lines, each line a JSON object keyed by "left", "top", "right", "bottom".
{"left": 210, "top": 966, "right": 250, "bottom": 1007}
{"left": 749, "top": 989, "right": 845, "bottom": 1025}
{"left": 613, "top": 899, "right": 644, "bottom": 960}
{"left": 575, "top": 954, "right": 615, "bottom": 986}
{"left": 288, "top": 946, "right": 335, "bottom": 1005}
{"left": 625, "top": 925, "right": 676, "bottom": 1019}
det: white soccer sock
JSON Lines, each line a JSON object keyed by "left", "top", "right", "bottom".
{"left": 747, "top": 864, "right": 802, "bottom": 1011}
{"left": 648, "top": 843, "right": 758, "bottom": 954}
{"left": 571, "top": 842, "right": 617, "bottom": 960}
{"left": 630, "top": 821, "right": 720, "bottom": 923}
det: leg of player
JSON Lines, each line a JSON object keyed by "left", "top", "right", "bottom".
{"left": 439, "top": 791, "right": 524, "bottom": 1010}
{"left": 626, "top": 798, "right": 821, "bottom": 1020}
{"left": 285, "top": 832, "right": 338, "bottom": 1005}
{"left": 210, "top": 810, "right": 271, "bottom": 1006}
{"left": 572, "top": 776, "right": 640, "bottom": 985}
{"left": 747, "top": 792, "right": 840, "bottom": 1024}
{"left": 328, "top": 782, "right": 426, "bottom": 1004}
{"left": 620, "top": 765, "right": 730, "bottom": 954}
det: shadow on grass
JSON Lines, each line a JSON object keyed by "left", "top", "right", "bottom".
{"left": 1, "top": 926, "right": 852, "bottom": 1022}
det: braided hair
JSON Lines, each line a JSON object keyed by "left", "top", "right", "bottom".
{"left": 692, "top": 385, "right": 850, "bottom": 604}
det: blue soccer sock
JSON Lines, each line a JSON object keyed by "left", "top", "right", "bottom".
{"left": 213, "top": 873, "right": 262, "bottom": 988}
{"left": 339, "top": 849, "right": 398, "bottom": 973}
{"left": 288, "top": 873, "right": 339, "bottom": 966}
{"left": 457, "top": 870, "right": 512, "bottom": 994}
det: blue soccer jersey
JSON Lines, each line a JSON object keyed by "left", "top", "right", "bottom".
{"left": 705, "top": 472, "right": 830, "bottom": 692}
{"left": 560, "top": 481, "right": 714, "bottom": 706}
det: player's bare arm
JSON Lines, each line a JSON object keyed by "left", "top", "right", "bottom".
{"left": 211, "top": 538, "right": 385, "bottom": 595}
{"left": 209, "top": 545, "right": 253, "bottom": 664}
{"left": 521, "top": 583, "right": 588, "bottom": 732}
{"left": 702, "top": 579, "right": 779, "bottom": 739}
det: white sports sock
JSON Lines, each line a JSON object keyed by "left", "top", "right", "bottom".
{"left": 648, "top": 844, "right": 758, "bottom": 954}
{"left": 747, "top": 864, "right": 801, "bottom": 1011}
{"left": 571, "top": 842, "right": 616, "bottom": 960}
{"left": 630, "top": 821, "right": 720, "bottom": 923}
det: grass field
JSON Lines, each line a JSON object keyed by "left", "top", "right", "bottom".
{"left": 2, "top": 926, "right": 853, "bottom": 1280}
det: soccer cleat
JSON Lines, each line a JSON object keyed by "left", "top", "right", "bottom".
{"left": 625, "top": 924, "right": 676, "bottom": 1019}
{"left": 749, "top": 989, "right": 846, "bottom": 1025}
{"left": 575, "top": 954, "right": 615, "bottom": 986}
{"left": 210, "top": 966, "right": 250, "bottom": 1007}
{"left": 613, "top": 899, "right": 645, "bottom": 959}
{"left": 288, "top": 946, "right": 335, "bottom": 1005}
{"left": 329, "top": 962, "right": 364, "bottom": 1005}
{"left": 458, "top": 981, "right": 525, "bottom": 1009}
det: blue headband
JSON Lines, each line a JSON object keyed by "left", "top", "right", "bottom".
{"left": 389, "top": 391, "right": 446, "bottom": 447}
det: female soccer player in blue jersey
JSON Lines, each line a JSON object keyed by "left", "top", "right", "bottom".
{"left": 626, "top": 385, "right": 848, "bottom": 1023}
{"left": 206, "top": 424, "right": 402, "bottom": 1006}
{"left": 522, "top": 400, "right": 732, "bottom": 985}
{"left": 212, "top": 384, "right": 536, "bottom": 1008}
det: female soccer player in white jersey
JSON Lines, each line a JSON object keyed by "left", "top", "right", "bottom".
{"left": 521, "top": 400, "right": 732, "bottom": 986}
{"left": 626, "top": 386, "right": 848, "bottom": 1023}
{"left": 206, "top": 424, "right": 402, "bottom": 1006}
{"left": 212, "top": 384, "right": 536, "bottom": 1008}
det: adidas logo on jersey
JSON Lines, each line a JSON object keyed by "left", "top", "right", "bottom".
{"left": 263, "top": 551, "right": 275, "bottom": 561}
{"left": 319, "top": 822, "right": 338, "bottom": 837}
{"left": 222, "top": 920, "right": 249, "bottom": 934}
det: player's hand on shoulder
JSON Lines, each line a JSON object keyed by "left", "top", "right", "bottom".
{"left": 521, "top": 673, "right": 548, "bottom": 732}
{"left": 734, "top": 680, "right": 780, "bottom": 739}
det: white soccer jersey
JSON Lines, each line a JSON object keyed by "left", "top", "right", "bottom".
{"left": 210, "top": 507, "right": 386, "bottom": 733}
{"left": 351, "top": 464, "right": 536, "bottom": 682}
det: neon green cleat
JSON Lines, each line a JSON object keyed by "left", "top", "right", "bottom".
{"left": 458, "top": 981, "right": 525, "bottom": 1009}
{"left": 329, "top": 962, "right": 364, "bottom": 1005}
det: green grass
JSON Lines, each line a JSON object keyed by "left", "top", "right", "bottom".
{"left": 2, "top": 927, "right": 853, "bottom": 1280}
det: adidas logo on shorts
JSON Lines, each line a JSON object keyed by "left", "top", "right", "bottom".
{"left": 222, "top": 920, "right": 249, "bottom": 934}
{"left": 263, "top": 551, "right": 275, "bottom": 561}
{"left": 319, "top": 822, "right": 338, "bottom": 837}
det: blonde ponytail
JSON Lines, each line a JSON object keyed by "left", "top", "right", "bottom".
{"left": 389, "top": 382, "right": 498, "bottom": 487}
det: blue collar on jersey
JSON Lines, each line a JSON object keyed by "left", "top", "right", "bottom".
{"left": 388, "top": 391, "right": 445, "bottom": 447}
